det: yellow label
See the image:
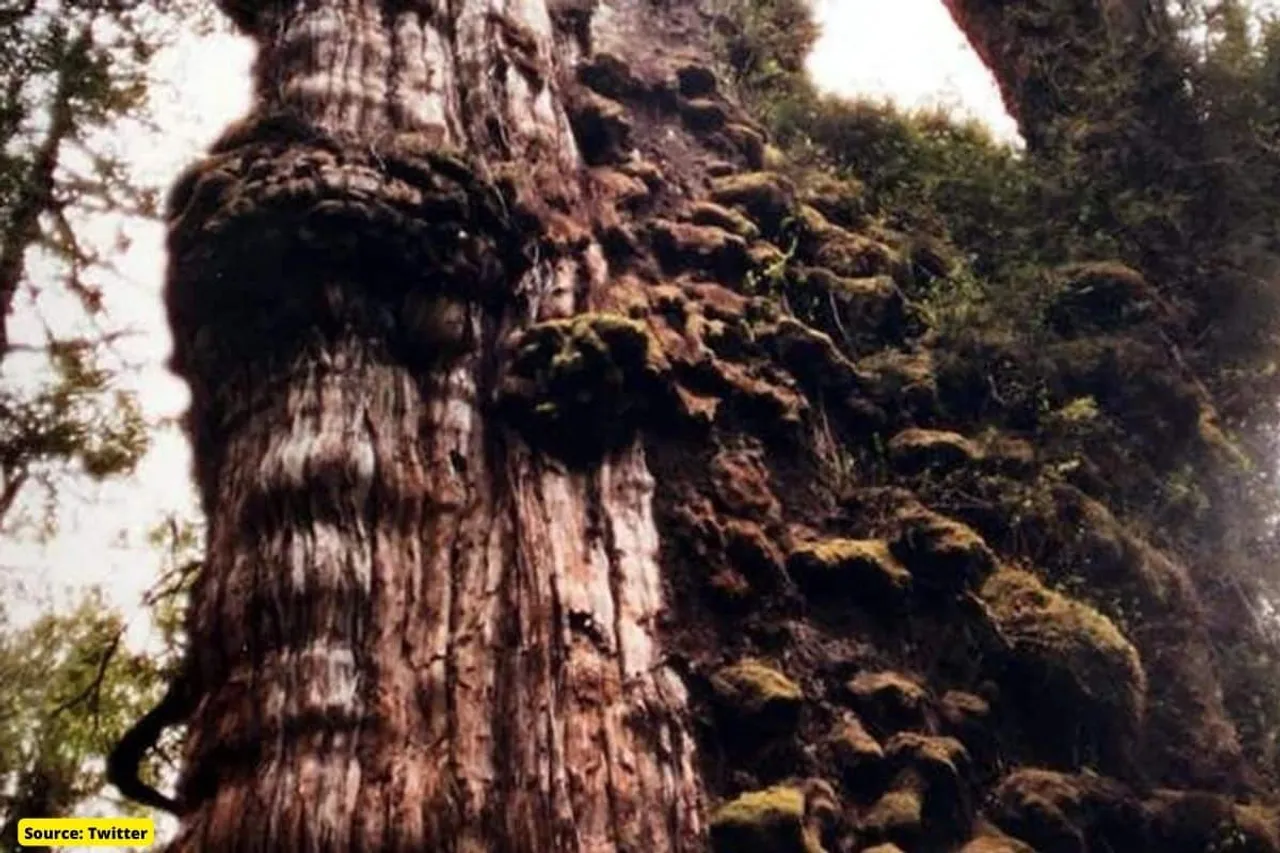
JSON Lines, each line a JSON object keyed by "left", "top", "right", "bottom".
{"left": 17, "top": 818, "right": 155, "bottom": 848}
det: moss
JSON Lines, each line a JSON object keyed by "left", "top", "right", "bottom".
{"left": 711, "top": 658, "right": 804, "bottom": 727}
{"left": 577, "top": 51, "right": 643, "bottom": 99}
{"left": 885, "top": 732, "right": 970, "bottom": 782}
{"left": 958, "top": 833, "right": 1036, "bottom": 853}
{"left": 710, "top": 170, "right": 796, "bottom": 231}
{"left": 786, "top": 268, "right": 909, "bottom": 350}
{"left": 827, "top": 713, "right": 885, "bottom": 788}
{"left": 887, "top": 428, "right": 983, "bottom": 476}
{"left": 757, "top": 316, "right": 871, "bottom": 399}
{"left": 1045, "top": 262, "right": 1159, "bottom": 337}
{"left": 793, "top": 203, "right": 839, "bottom": 240}
{"left": 938, "top": 691, "right": 993, "bottom": 754}
{"left": 565, "top": 89, "right": 633, "bottom": 165}
{"left": 989, "top": 769, "right": 1143, "bottom": 853}
{"left": 688, "top": 200, "right": 762, "bottom": 240}
{"left": 709, "top": 785, "right": 824, "bottom": 853}
{"left": 681, "top": 97, "right": 730, "bottom": 132}
{"left": 862, "top": 349, "right": 940, "bottom": 420}
{"left": 1145, "top": 792, "right": 1280, "bottom": 853}
{"left": 787, "top": 538, "right": 911, "bottom": 608}
{"left": 649, "top": 218, "right": 751, "bottom": 280}
{"left": 845, "top": 671, "right": 929, "bottom": 733}
{"left": 724, "top": 122, "right": 768, "bottom": 167}
{"left": 890, "top": 509, "right": 996, "bottom": 593}
{"left": 800, "top": 172, "right": 866, "bottom": 228}
{"left": 589, "top": 167, "right": 651, "bottom": 208}
{"left": 498, "top": 313, "right": 664, "bottom": 464}
{"left": 812, "top": 231, "right": 901, "bottom": 280}
{"left": 748, "top": 240, "right": 787, "bottom": 270}
{"left": 619, "top": 156, "right": 663, "bottom": 187}
{"left": 982, "top": 434, "right": 1037, "bottom": 475}
{"left": 978, "top": 569, "right": 1147, "bottom": 768}
{"left": 861, "top": 788, "right": 924, "bottom": 844}
{"left": 882, "top": 733, "right": 976, "bottom": 844}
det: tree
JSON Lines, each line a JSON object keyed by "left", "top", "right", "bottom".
{"left": 0, "top": 0, "right": 218, "bottom": 530}
{"left": 135, "top": 0, "right": 1280, "bottom": 849}
{"left": 153, "top": 2, "right": 708, "bottom": 849}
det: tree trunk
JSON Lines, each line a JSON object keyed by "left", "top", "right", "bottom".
{"left": 163, "top": 1, "right": 713, "bottom": 849}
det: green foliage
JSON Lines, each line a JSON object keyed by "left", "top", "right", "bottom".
{"left": 0, "top": 591, "right": 167, "bottom": 848}
{"left": 0, "top": 512, "right": 198, "bottom": 846}
{"left": 0, "top": 339, "right": 148, "bottom": 532}
{"left": 0, "top": 0, "right": 209, "bottom": 528}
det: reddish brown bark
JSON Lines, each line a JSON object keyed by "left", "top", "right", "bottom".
{"left": 161, "top": 1, "right": 710, "bottom": 849}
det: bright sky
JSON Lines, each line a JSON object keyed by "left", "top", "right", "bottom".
{"left": 5, "top": 1, "right": 1013, "bottom": 638}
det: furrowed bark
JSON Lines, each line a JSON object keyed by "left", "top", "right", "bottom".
{"left": 160, "top": 0, "right": 706, "bottom": 849}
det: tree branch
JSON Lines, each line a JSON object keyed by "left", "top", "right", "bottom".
{"left": 107, "top": 675, "right": 192, "bottom": 816}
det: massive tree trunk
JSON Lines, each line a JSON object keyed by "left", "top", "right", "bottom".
{"left": 161, "top": 1, "right": 713, "bottom": 849}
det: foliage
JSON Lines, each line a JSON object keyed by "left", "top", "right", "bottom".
{"left": 0, "top": 512, "right": 198, "bottom": 848}
{"left": 0, "top": 0, "right": 213, "bottom": 527}
{"left": 0, "top": 591, "right": 165, "bottom": 849}
{"left": 0, "top": 338, "right": 147, "bottom": 531}
{"left": 0, "top": 0, "right": 209, "bottom": 832}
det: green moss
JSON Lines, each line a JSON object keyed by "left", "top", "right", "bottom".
{"left": 811, "top": 231, "right": 901, "bottom": 280}
{"left": 887, "top": 428, "right": 983, "bottom": 475}
{"left": 846, "top": 671, "right": 929, "bottom": 731}
{"left": 710, "top": 171, "right": 796, "bottom": 231}
{"left": 649, "top": 218, "right": 752, "bottom": 279}
{"left": 688, "top": 200, "right": 762, "bottom": 240}
{"left": 1045, "top": 262, "right": 1157, "bottom": 337}
{"left": 827, "top": 713, "right": 885, "bottom": 783}
{"left": 979, "top": 568, "right": 1147, "bottom": 738}
{"left": 498, "top": 313, "right": 664, "bottom": 464}
{"left": 787, "top": 538, "right": 912, "bottom": 605}
{"left": 711, "top": 658, "right": 804, "bottom": 720}
{"left": 890, "top": 510, "right": 996, "bottom": 593}
{"left": 800, "top": 172, "right": 866, "bottom": 227}
{"left": 959, "top": 833, "right": 1036, "bottom": 853}
{"left": 989, "top": 768, "right": 1139, "bottom": 852}
{"left": 565, "top": 89, "right": 633, "bottom": 165}
{"left": 861, "top": 788, "right": 924, "bottom": 839}
{"left": 710, "top": 785, "right": 825, "bottom": 853}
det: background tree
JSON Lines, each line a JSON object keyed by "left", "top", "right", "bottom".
{"left": 0, "top": 0, "right": 211, "bottom": 837}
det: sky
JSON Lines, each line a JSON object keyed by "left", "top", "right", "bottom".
{"left": 4, "top": 0, "right": 1014, "bottom": 639}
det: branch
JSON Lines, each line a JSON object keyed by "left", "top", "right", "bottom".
{"left": 47, "top": 627, "right": 122, "bottom": 718}
{"left": 0, "top": 466, "right": 27, "bottom": 528}
{"left": 107, "top": 676, "right": 192, "bottom": 816}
